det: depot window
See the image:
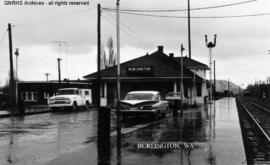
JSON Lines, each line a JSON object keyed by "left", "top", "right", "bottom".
{"left": 22, "top": 92, "right": 38, "bottom": 102}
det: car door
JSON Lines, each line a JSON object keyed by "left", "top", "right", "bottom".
{"left": 161, "top": 94, "right": 168, "bottom": 112}
{"left": 77, "top": 90, "right": 84, "bottom": 106}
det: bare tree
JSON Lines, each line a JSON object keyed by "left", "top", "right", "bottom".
{"left": 107, "top": 37, "right": 116, "bottom": 68}
{"left": 101, "top": 37, "right": 116, "bottom": 69}
{"left": 101, "top": 44, "right": 107, "bottom": 70}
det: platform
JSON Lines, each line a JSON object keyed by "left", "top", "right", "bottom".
{"left": 46, "top": 97, "right": 247, "bottom": 165}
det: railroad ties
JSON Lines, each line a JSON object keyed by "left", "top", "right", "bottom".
{"left": 236, "top": 97, "right": 270, "bottom": 165}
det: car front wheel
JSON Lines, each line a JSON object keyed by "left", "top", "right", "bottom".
{"left": 72, "top": 102, "right": 78, "bottom": 111}
{"left": 85, "top": 101, "right": 90, "bottom": 110}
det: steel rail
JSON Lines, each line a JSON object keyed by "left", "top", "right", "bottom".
{"left": 237, "top": 98, "right": 270, "bottom": 143}
{"left": 248, "top": 99, "right": 270, "bottom": 114}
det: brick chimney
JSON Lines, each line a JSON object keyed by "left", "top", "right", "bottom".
{"left": 157, "top": 45, "right": 163, "bottom": 53}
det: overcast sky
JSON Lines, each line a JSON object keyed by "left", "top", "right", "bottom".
{"left": 0, "top": 0, "right": 270, "bottom": 87}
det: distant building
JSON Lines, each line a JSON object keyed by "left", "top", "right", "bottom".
{"left": 215, "top": 80, "right": 240, "bottom": 95}
{"left": 84, "top": 46, "right": 209, "bottom": 106}
{"left": 18, "top": 81, "right": 92, "bottom": 106}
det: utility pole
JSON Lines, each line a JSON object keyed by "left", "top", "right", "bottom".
{"left": 8, "top": 23, "right": 16, "bottom": 109}
{"left": 14, "top": 48, "right": 19, "bottom": 108}
{"left": 180, "top": 44, "right": 185, "bottom": 117}
{"left": 44, "top": 73, "right": 50, "bottom": 81}
{"left": 193, "top": 70, "right": 196, "bottom": 105}
{"left": 116, "top": 0, "right": 121, "bottom": 162}
{"left": 14, "top": 48, "right": 19, "bottom": 80}
{"left": 97, "top": 4, "right": 101, "bottom": 108}
{"left": 228, "top": 78, "right": 230, "bottom": 97}
{"left": 97, "top": 4, "right": 110, "bottom": 165}
{"left": 52, "top": 41, "right": 67, "bottom": 78}
{"left": 57, "top": 58, "right": 62, "bottom": 84}
{"left": 214, "top": 60, "right": 216, "bottom": 100}
{"left": 205, "top": 34, "right": 217, "bottom": 104}
{"left": 187, "top": 0, "right": 191, "bottom": 58}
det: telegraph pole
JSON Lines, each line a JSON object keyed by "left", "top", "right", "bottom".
{"left": 15, "top": 48, "right": 19, "bottom": 80}
{"left": 205, "top": 34, "right": 217, "bottom": 104}
{"left": 193, "top": 70, "right": 196, "bottom": 105}
{"left": 57, "top": 58, "right": 62, "bottom": 84}
{"left": 52, "top": 41, "right": 67, "bottom": 78}
{"left": 180, "top": 44, "right": 185, "bottom": 117}
{"left": 97, "top": 4, "right": 101, "bottom": 108}
{"left": 187, "top": 0, "right": 191, "bottom": 58}
{"left": 116, "top": 0, "right": 122, "bottom": 162}
{"left": 214, "top": 60, "right": 216, "bottom": 100}
{"left": 228, "top": 78, "right": 230, "bottom": 97}
{"left": 8, "top": 23, "right": 16, "bottom": 109}
{"left": 14, "top": 48, "right": 19, "bottom": 108}
{"left": 96, "top": 4, "right": 111, "bottom": 165}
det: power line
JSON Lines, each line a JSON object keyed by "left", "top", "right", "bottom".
{"left": 104, "top": 12, "right": 154, "bottom": 47}
{"left": 105, "top": 10, "right": 270, "bottom": 19}
{"left": 102, "top": 14, "right": 154, "bottom": 48}
{"left": 103, "top": 0, "right": 257, "bottom": 12}
{"left": 0, "top": 30, "right": 7, "bottom": 46}
{"left": 14, "top": 8, "right": 95, "bottom": 28}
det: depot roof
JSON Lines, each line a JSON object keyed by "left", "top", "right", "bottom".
{"left": 83, "top": 46, "right": 206, "bottom": 82}
{"left": 174, "top": 56, "right": 209, "bottom": 70}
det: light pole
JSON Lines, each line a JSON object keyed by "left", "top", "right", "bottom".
{"left": 205, "top": 34, "right": 217, "bottom": 104}
{"left": 44, "top": 73, "right": 50, "bottom": 82}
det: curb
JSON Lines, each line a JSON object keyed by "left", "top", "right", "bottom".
{"left": 0, "top": 110, "right": 52, "bottom": 118}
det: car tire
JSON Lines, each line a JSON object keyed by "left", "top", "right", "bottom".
{"left": 162, "top": 109, "right": 167, "bottom": 118}
{"left": 72, "top": 102, "right": 78, "bottom": 111}
{"left": 51, "top": 107, "right": 58, "bottom": 112}
{"left": 85, "top": 101, "right": 90, "bottom": 110}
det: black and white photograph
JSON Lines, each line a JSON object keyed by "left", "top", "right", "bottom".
{"left": 0, "top": 0, "right": 270, "bottom": 164}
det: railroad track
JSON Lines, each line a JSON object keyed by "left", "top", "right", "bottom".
{"left": 236, "top": 97, "right": 270, "bottom": 165}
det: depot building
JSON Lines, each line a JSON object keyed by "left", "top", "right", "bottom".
{"left": 83, "top": 46, "right": 209, "bottom": 106}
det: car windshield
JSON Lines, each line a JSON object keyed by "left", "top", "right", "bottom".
{"left": 167, "top": 92, "right": 181, "bottom": 97}
{"left": 57, "top": 89, "right": 78, "bottom": 95}
{"left": 125, "top": 93, "right": 156, "bottom": 100}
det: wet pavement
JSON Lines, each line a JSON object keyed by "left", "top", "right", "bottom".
{"left": 46, "top": 97, "right": 246, "bottom": 165}
{"left": 0, "top": 109, "right": 101, "bottom": 165}
{"left": 0, "top": 97, "right": 246, "bottom": 165}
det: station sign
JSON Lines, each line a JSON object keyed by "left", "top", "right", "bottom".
{"left": 127, "top": 66, "right": 153, "bottom": 76}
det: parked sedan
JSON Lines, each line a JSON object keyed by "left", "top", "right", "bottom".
{"left": 119, "top": 91, "right": 169, "bottom": 120}
{"left": 165, "top": 92, "right": 188, "bottom": 109}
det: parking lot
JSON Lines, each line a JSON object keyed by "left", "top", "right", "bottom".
{"left": 0, "top": 98, "right": 246, "bottom": 165}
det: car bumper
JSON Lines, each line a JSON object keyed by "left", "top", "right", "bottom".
{"left": 48, "top": 104, "right": 72, "bottom": 108}
{"left": 120, "top": 109, "right": 158, "bottom": 116}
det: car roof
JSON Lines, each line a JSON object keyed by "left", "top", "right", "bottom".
{"left": 58, "top": 88, "right": 78, "bottom": 90}
{"left": 128, "top": 91, "right": 159, "bottom": 95}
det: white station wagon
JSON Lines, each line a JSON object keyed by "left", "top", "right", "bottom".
{"left": 120, "top": 91, "right": 169, "bottom": 119}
